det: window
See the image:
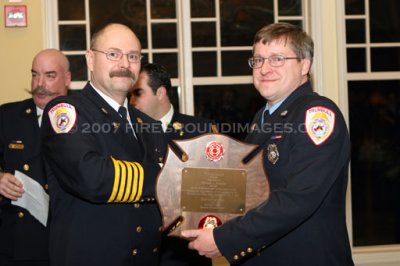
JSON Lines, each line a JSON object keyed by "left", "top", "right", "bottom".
{"left": 345, "top": 0, "right": 400, "bottom": 246}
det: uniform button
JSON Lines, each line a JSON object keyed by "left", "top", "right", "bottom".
{"left": 247, "top": 248, "right": 253, "bottom": 253}
{"left": 23, "top": 164, "right": 30, "bottom": 171}
{"left": 44, "top": 184, "right": 49, "bottom": 190}
{"left": 153, "top": 247, "right": 158, "bottom": 253}
{"left": 18, "top": 212, "right": 24, "bottom": 218}
{"left": 134, "top": 203, "right": 140, "bottom": 208}
{"left": 136, "top": 226, "right": 143, "bottom": 233}
{"left": 233, "top": 255, "right": 239, "bottom": 260}
{"left": 132, "top": 249, "right": 138, "bottom": 256}
{"left": 240, "top": 251, "right": 246, "bottom": 257}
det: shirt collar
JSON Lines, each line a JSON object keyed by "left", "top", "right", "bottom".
{"left": 159, "top": 104, "right": 174, "bottom": 131}
{"left": 90, "top": 82, "right": 129, "bottom": 112}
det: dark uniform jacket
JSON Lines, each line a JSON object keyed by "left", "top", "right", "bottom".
{"left": 41, "top": 82, "right": 166, "bottom": 266}
{"left": 213, "top": 82, "right": 354, "bottom": 265}
{"left": 0, "top": 98, "right": 49, "bottom": 261}
{"left": 160, "top": 111, "right": 212, "bottom": 266}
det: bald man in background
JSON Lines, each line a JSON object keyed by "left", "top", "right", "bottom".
{"left": 0, "top": 49, "right": 71, "bottom": 266}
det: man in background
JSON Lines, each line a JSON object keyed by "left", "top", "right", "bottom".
{"left": 130, "top": 62, "right": 212, "bottom": 266}
{"left": 0, "top": 49, "right": 71, "bottom": 266}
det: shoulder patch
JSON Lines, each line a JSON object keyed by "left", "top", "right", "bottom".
{"left": 305, "top": 106, "right": 335, "bottom": 145}
{"left": 48, "top": 103, "right": 77, "bottom": 133}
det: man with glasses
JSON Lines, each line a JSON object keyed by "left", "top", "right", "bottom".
{"left": 41, "top": 23, "right": 166, "bottom": 266}
{"left": 182, "top": 22, "right": 354, "bottom": 265}
{"left": 0, "top": 49, "right": 70, "bottom": 266}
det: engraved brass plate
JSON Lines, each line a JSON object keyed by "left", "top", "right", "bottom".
{"left": 181, "top": 167, "right": 246, "bottom": 214}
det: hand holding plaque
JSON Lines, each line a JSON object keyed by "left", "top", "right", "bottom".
{"left": 156, "top": 133, "right": 270, "bottom": 237}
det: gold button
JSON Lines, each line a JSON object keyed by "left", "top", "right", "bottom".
{"left": 18, "top": 212, "right": 24, "bottom": 218}
{"left": 44, "top": 184, "right": 49, "bottom": 190}
{"left": 134, "top": 203, "right": 140, "bottom": 208}
{"left": 23, "top": 164, "right": 29, "bottom": 171}
{"left": 25, "top": 108, "right": 32, "bottom": 114}
{"left": 159, "top": 157, "right": 163, "bottom": 162}
{"left": 240, "top": 251, "right": 246, "bottom": 257}
{"left": 153, "top": 247, "right": 158, "bottom": 253}
{"left": 136, "top": 226, "right": 143, "bottom": 233}
{"left": 233, "top": 255, "right": 239, "bottom": 260}
{"left": 132, "top": 249, "right": 138, "bottom": 256}
{"left": 247, "top": 248, "right": 253, "bottom": 253}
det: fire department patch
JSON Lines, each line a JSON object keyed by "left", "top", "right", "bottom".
{"left": 205, "top": 141, "right": 224, "bottom": 162}
{"left": 48, "top": 103, "right": 77, "bottom": 134}
{"left": 198, "top": 215, "right": 222, "bottom": 229}
{"left": 305, "top": 106, "right": 335, "bottom": 145}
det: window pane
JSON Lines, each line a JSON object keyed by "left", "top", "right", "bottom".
{"left": 346, "top": 19, "right": 366, "bottom": 43}
{"left": 278, "top": 0, "right": 302, "bottom": 16}
{"left": 192, "top": 22, "right": 216, "bottom": 47}
{"left": 220, "top": 1, "right": 274, "bottom": 46}
{"left": 67, "top": 55, "right": 87, "bottom": 81}
{"left": 152, "top": 53, "right": 178, "bottom": 78}
{"left": 349, "top": 80, "right": 400, "bottom": 246}
{"left": 151, "top": 0, "right": 175, "bottom": 19}
{"left": 371, "top": 47, "right": 400, "bottom": 71}
{"left": 89, "top": 0, "right": 148, "bottom": 48}
{"left": 151, "top": 24, "right": 177, "bottom": 49}
{"left": 194, "top": 85, "right": 265, "bottom": 140}
{"left": 347, "top": 48, "right": 366, "bottom": 72}
{"left": 191, "top": 0, "right": 215, "bottom": 18}
{"left": 345, "top": 0, "right": 365, "bottom": 15}
{"left": 59, "top": 25, "right": 86, "bottom": 51}
{"left": 59, "top": 0, "right": 85, "bottom": 20}
{"left": 370, "top": 0, "right": 400, "bottom": 42}
{"left": 193, "top": 52, "right": 217, "bottom": 77}
{"left": 222, "top": 51, "right": 252, "bottom": 76}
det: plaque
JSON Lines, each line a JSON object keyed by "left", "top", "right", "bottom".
{"left": 156, "top": 133, "right": 270, "bottom": 236}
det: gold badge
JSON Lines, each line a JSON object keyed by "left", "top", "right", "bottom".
{"left": 25, "top": 108, "right": 32, "bottom": 114}
{"left": 172, "top": 122, "right": 183, "bottom": 130}
{"left": 101, "top": 108, "right": 108, "bottom": 114}
{"left": 136, "top": 117, "right": 143, "bottom": 124}
{"left": 280, "top": 110, "right": 288, "bottom": 117}
{"left": 267, "top": 143, "right": 279, "bottom": 164}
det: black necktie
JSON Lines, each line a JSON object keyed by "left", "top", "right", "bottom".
{"left": 118, "top": 106, "right": 134, "bottom": 135}
{"left": 261, "top": 108, "right": 270, "bottom": 125}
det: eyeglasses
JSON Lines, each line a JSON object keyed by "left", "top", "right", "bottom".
{"left": 248, "top": 55, "right": 300, "bottom": 68}
{"left": 91, "top": 49, "right": 143, "bottom": 63}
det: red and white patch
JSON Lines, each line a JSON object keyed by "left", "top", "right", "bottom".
{"left": 305, "top": 106, "right": 335, "bottom": 145}
{"left": 205, "top": 141, "right": 224, "bottom": 162}
{"left": 48, "top": 103, "right": 77, "bottom": 133}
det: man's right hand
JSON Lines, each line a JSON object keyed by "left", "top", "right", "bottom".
{"left": 0, "top": 172, "right": 24, "bottom": 200}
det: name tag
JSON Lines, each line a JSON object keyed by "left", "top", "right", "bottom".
{"left": 8, "top": 142, "right": 24, "bottom": 150}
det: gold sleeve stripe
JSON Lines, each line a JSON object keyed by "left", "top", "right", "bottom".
{"left": 115, "top": 159, "right": 127, "bottom": 202}
{"left": 132, "top": 162, "right": 144, "bottom": 202}
{"left": 108, "top": 157, "right": 145, "bottom": 203}
{"left": 108, "top": 157, "right": 121, "bottom": 202}
{"left": 121, "top": 161, "right": 133, "bottom": 202}
{"left": 128, "top": 162, "right": 139, "bottom": 202}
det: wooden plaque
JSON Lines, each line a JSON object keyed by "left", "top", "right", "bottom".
{"left": 156, "top": 133, "right": 270, "bottom": 237}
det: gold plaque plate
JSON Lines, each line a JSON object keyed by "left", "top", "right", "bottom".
{"left": 181, "top": 167, "right": 246, "bottom": 214}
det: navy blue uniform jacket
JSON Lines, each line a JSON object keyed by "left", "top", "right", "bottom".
{"left": 213, "top": 82, "right": 354, "bottom": 265}
{"left": 0, "top": 98, "right": 49, "bottom": 261}
{"left": 41, "top": 83, "right": 166, "bottom": 266}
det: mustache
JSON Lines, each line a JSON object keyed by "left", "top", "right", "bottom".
{"left": 27, "top": 87, "right": 58, "bottom": 97}
{"left": 109, "top": 69, "right": 136, "bottom": 79}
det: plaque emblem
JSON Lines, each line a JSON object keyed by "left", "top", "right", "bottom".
{"left": 267, "top": 143, "right": 279, "bottom": 164}
{"left": 198, "top": 215, "right": 222, "bottom": 229}
{"left": 205, "top": 141, "right": 224, "bottom": 162}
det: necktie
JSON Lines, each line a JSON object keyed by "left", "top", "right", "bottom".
{"left": 118, "top": 106, "right": 136, "bottom": 137}
{"left": 261, "top": 108, "right": 270, "bottom": 125}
